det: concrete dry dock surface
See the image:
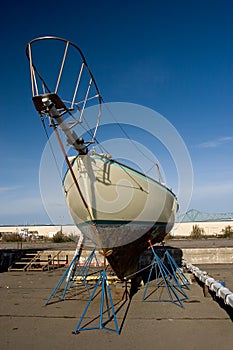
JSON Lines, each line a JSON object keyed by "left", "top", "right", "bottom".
{"left": 0, "top": 264, "right": 233, "bottom": 350}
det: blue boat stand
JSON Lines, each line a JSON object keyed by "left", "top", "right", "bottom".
{"left": 142, "top": 242, "right": 189, "bottom": 307}
{"left": 73, "top": 269, "right": 121, "bottom": 335}
{"left": 45, "top": 247, "right": 123, "bottom": 334}
{"left": 46, "top": 241, "right": 190, "bottom": 334}
{"left": 45, "top": 247, "right": 99, "bottom": 305}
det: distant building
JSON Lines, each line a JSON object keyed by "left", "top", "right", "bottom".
{"left": 0, "top": 225, "right": 81, "bottom": 238}
{"left": 171, "top": 221, "right": 232, "bottom": 237}
{"left": 172, "top": 209, "right": 233, "bottom": 237}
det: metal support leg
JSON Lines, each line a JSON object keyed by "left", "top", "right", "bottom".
{"left": 142, "top": 244, "right": 188, "bottom": 307}
{"left": 163, "top": 250, "right": 190, "bottom": 289}
{"left": 73, "top": 269, "right": 120, "bottom": 334}
{"left": 69, "top": 248, "right": 99, "bottom": 290}
{"left": 45, "top": 252, "right": 81, "bottom": 305}
{"left": 46, "top": 247, "right": 100, "bottom": 304}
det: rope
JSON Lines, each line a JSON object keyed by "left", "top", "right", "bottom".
{"left": 124, "top": 241, "right": 161, "bottom": 280}
{"left": 124, "top": 261, "right": 156, "bottom": 280}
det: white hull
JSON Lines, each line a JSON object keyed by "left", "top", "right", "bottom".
{"left": 63, "top": 154, "right": 178, "bottom": 279}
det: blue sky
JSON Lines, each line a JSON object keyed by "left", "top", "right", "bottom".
{"left": 0, "top": 0, "right": 232, "bottom": 225}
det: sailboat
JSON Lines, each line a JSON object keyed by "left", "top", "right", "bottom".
{"left": 26, "top": 36, "right": 178, "bottom": 280}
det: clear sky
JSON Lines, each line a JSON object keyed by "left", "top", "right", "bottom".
{"left": 0, "top": 0, "right": 232, "bottom": 225}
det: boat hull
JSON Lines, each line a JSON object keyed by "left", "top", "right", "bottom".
{"left": 63, "top": 154, "right": 178, "bottom": 279}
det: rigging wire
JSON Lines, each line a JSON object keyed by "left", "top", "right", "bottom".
{"left": 73, "top": 101, "right": 157, "bottom": 168}
{"left": 41, "top": 116, "right": 63, "bottom": 183}
{"left": 102, "top": 100, "right": 158, "bottom": 166}
{"left": 69, "top": 117, "right": 146, "bottom": 190}
{"left": 67, "top": 103, "right": 162, "bottom": 190}
{"left": 39, "top": 90, "right": 162, "bottom": 190}
{"left": 94, "top": 101, "right": 164, "bottom": 181}
{"left": 40, "top": 114, "right": 98, "bottom": 224}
